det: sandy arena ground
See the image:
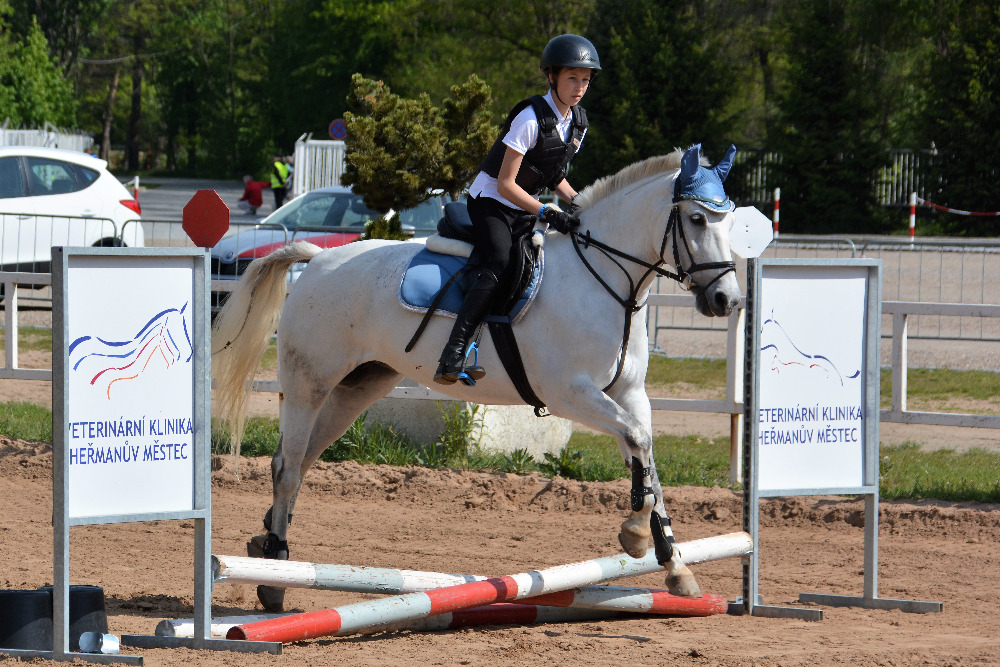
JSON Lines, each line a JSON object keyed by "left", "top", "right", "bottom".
{"left": 0, "top": 439, "right": 998, "bottom": 666}
{"left": 1, "top": 259, "right": 998, "bottom": 665}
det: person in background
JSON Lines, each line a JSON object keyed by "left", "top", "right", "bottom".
{"left": 433, "top": 34, "right": 599, "bottom": 385}
{"left": 284, "top": 155, "right": 295, "bottom": 196}
{"left": 270, "top": 153, "right": 290, "bottom": 208}
{"left": 237, "top": 174, "right": 268, "bottom": 216}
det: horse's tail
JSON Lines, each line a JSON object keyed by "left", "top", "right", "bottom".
{"left": 212, "top": 240, "right": 323, "bottom": 456}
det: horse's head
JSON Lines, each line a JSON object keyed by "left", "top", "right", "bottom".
{"left": 670, "top": 144, "right": 741, "bottom": 317}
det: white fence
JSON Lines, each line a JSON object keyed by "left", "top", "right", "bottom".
{"left": 291, "top": 134, "right": 346, "bottom": 196}
{"left": 0, "top": 120, "right": 93, "bottom": 153}
{"left": 3, "top": 271, "right": 996, "bottom": 434}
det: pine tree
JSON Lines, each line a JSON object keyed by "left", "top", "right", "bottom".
{"left": 769, "top": 0, "right": 888, "bottom": 234}
{"left": 342, "top": 73, "right": 496, "bottom": 213}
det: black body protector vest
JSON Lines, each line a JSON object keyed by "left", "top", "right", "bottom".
{"left": 479, "top": 95, "right": 588, "bottom": 196}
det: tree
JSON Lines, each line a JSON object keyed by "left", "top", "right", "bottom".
{"left": 7, "top": 0, "right": 105, "bottom": 74}
{"left": 438, "top": 75, "right": 496, "bottom": 201}
{"left": 913, "top": 1, "right": 1000, "bottom": 235}
{"left": 0, "top": 15, "right": 76, "bottom": 127}
{"left": 385, "top": 0, "right": 593, "bottom": 118}
{"left": 342, "top": 73, "right": 497, "bottom": 213}
{"left": 571, "top": 0, "right": 735, "bottom": 187}
{"left": 768, "top": 0, "right": 888, "bottom": 234}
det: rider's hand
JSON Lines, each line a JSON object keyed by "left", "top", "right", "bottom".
{"left": 543, "top": 207, "right": 581, "bottom": 234}
{"left": 566, "top": 196, "right": 581, "bottom": 216}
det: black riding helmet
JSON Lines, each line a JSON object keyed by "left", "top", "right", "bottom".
{"left": 540, "top": 34, "right": 601, "bottom": 73}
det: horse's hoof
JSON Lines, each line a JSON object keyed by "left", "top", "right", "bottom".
{"left": 664, "top": 553, "right": 702, "bottom": 599}
{"left": 257, "top": 585, "right": 285, "bottom": 613}
{"left": 618, "top": 516, "right": 651, "bottom": 558}
{"left": 247, "top": 534, "right": 288, "bottom": 611}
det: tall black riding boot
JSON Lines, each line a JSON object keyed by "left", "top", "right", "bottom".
{"left": 434, "top": 270, "right": 498, "bottom": 385}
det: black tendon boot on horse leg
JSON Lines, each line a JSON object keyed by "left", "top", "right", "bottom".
{"left": 246, "top": 506, "right": 292, "bottom": 612}
{"left": 434, "top": 269, "right": 498, "bottom": 385}
{"left": 651, "top": 511, "right": 702, "bottom": 598}
{"left": 620, "top": 456, "right": 701, "bottom": 598}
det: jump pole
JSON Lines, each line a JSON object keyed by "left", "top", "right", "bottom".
{"left": 212, "top": 555, "right": 730, "bottom": 616}
{"left": 161, "top": 605, "right": 640, "bottom": 638}
{"left": 773, "top": 187, "right": 780, "bottom": 237}
{"left": 228, "top": 531, "right": 752, "bottom": 642}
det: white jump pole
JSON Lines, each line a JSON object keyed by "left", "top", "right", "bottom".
{"left": 213, "top": 555, "right": 486, "bottom": 592}
{"left": 228, "top": 531, "right": 752, "bottom": 643}
{"left": 212, "top": 555, "right": 730, "bottom": 616}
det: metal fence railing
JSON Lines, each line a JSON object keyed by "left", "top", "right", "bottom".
{"left": 291, "top": 135, "right": 346, "bottom": 196}
{"left": 647, "top": 235, "right": 1000, "bottom": 352}
{"left": 0, "top": 213, "right": 140, "bottom": 274}
{"left": 0, "top": 121, "right": 93, "bottom": 153}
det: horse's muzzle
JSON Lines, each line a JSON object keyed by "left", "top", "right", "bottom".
{"left": 694, "top": 282, "right": 740, "bottom": 318}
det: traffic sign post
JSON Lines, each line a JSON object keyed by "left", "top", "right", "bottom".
{"left": 182, "top": 190, "right": 230, "bottom": 248}
{"left": 328, "top": 118, "right": 347, "bottom": 140}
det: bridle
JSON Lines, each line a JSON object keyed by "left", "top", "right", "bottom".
{"left": 569, "top": 200, "right": 736, "bottom": 391}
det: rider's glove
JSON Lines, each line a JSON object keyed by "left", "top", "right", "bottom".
{"left": 566, "top": 196, "right": 581, "bottom": 216}
{"left": 541, "top": 205, "right": 581, "bottom": 234}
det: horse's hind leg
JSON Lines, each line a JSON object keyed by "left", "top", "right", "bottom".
{"left": 255, "top": 362, "right": 401, "bottom": 611}
{"left": 266, "top": 362, "right": 402, "bottom": 531}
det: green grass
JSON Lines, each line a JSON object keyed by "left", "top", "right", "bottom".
{"left": 4, "top": 400, "right": 999, "bottom": 502}
{"left": 646, "top": 354, "right": 1000, "bottom": 412}
{"left": 0, "top": 326, "right": 53, "bottom": 354}
{"left": 646, "top": 356, "right": 726, "bottom": 390}
{"left": 0, "top": 401, "right": 53, "bottom": 442}
{"left": 880, "top": 444, "right": 1000, "bottom": 503}
{"left": 563, "top": 432, "right": 734, "bottom": 487}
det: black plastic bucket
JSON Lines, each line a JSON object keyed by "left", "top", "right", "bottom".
{"left": 0, "top": 585, "right": 108, "bottom": 651}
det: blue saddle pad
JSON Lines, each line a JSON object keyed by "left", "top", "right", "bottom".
{"left": 398, "top": 247, "right": 542, "bottom": 322}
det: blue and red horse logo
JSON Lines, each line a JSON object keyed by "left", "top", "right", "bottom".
{"left": 69, "top": 304, "right": 193, "bottom": 399}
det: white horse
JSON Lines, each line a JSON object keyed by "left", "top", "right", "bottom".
{"left": 212, "top": 145, "right": 741, "bottom": 610}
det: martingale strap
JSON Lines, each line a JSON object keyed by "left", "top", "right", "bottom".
{"left": 487, "top": 319, "right": 549, "bottom": 417}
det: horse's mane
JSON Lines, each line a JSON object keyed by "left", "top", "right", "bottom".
{"left": 574, "top": 149, "right": 686, "bottom": 210}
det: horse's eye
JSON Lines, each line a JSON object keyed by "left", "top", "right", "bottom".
{"left": 689, "top": 212, "right": 707, "bottom": 225}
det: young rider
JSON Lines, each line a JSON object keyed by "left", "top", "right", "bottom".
{"left": 434, "top": 34, "right": 601, "bottom": 385}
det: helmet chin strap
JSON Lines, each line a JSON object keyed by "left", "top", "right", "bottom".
{"left": 548, "top": 72, "right": 572, "bottom": 112}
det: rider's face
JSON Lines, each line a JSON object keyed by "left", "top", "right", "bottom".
{"left": 555, "top": 67, "right": 592, "bottom": 107}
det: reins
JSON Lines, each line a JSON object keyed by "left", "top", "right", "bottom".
{"left": 569, "top": 204, "right": 736, "bottom": 392}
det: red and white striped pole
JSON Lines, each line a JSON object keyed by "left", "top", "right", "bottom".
{"left": 228, "top": 531, "right": 752, "bottom": 643}
{"left": 908, "top": 191, "right": 917, "bottom": 246}
{"left": 772, "top": 187, "right": 780, "bottom": 237}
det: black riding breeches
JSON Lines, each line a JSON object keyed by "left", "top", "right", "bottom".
{"left": 467, "top": 194, "right": 526, "bottom": 282}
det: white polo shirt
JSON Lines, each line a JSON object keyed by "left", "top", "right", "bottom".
{"left": 469, "top": 91, "right": 586, "bottom": 210}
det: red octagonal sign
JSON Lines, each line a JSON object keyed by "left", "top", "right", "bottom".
{"left": 183, "top": 189, "right": 230, "bottom": 248}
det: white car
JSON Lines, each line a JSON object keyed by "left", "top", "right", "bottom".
{"left": 0, "top": 146, "right": 144, "bottom": 275}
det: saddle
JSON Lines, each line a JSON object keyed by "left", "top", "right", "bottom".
{"left": 402, "top": 202, "right": 549, "bottom": 414}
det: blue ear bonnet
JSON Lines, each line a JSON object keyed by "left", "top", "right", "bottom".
{"left": 673, "top": 143, "right": 737, "bottom": 212}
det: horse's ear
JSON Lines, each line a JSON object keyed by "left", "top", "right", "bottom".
{"left": 680, "top": 144, "right": 702, "bottom": 179}
{"left": 714, "top": 144, "right": 737, "bottom": 182}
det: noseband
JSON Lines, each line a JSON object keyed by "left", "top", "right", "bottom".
{"left": 569, "top": 204, "right": 736, "bottom": 390}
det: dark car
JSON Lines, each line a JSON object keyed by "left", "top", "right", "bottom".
{"left": 210, "top": 186, "right": 447, "bottom": 310}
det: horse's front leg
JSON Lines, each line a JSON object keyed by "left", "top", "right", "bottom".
{"left": 551, "top": 379, "right": 659, "bottom": 556}
{"left": 609, "top": 382, "right": 701, "bottom": 598}
{"left": 646, "top": 457, "right": 701, "bottom": 598}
